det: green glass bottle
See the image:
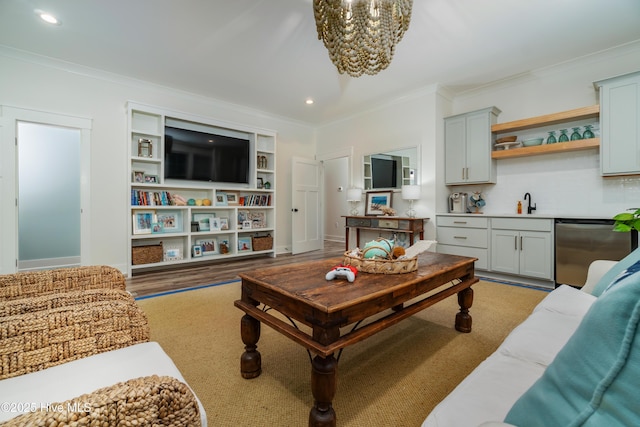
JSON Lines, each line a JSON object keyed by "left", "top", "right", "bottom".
{"left": 570, "top": 127, "right": 583, "bottom": 141}
{"left": 547, "top": 131, "right": 557, "bottom": 144}
{"left": 582, "top": 125, "right": 595, "bottom": 139}
{"left": 558, "top": 129, "right": 569, "bottom": 142}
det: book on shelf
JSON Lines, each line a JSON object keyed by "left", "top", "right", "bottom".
{"left": 132, "top": 190, "right": 174, "bottom": 206}
{"left": 239, "top": 194, "right": 271, "bottom": 207}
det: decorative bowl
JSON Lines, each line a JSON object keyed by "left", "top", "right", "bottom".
{"left": 522, "top": 137, "right": 544, "bottom": 147}
{"left": 496, "top": 135, "right": 517, "bottom": 143}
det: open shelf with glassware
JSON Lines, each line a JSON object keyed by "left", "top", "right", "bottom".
{"left": 491, "top": 105, "right": 600, "bottom": 159}
{"left": 127, "top": 102, "right": 276, "bottom": 274}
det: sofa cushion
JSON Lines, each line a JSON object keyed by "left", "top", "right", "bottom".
{"left": 504, "top": 260, "right": 640, "bottom": 426}
{"left": 589, "top": 246, "right": 640, "bottom": 297}
{"left": 0, "top": 341, "right": 207, "bottom": 426}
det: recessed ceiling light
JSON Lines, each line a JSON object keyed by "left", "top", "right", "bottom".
{"left": 305, "top": 98, "right": 314, "bottom": 105}
{"left": 36, "top": 10, "right": 61, "bottom": 25}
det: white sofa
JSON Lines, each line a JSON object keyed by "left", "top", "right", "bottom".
{"left": 423, "top": 254, "right": 640, "bottom": 427}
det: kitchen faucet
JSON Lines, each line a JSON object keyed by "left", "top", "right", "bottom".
{"left": 524, "top": 192, "right": 536, "bottom": 214}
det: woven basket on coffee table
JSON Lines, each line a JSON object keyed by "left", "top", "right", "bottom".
{"left": 342, "top": 245, "right": 417, "bottom": 275}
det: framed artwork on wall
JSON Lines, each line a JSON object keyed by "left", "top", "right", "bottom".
{"left": 365, "top": 191, "right": 393, "bottom": 216}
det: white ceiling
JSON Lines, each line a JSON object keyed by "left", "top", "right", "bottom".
{"left": 1, "top": 0, "right": 640, "bottom": 125}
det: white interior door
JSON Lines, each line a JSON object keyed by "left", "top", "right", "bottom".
{"left": 291, "top": 157, "right": 323, "bottom": 254}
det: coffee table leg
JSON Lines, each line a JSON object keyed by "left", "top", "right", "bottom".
{"left": 240, "top": 314, "right": 262, "bottom": 379}
{"left": 309, "top": 354, "right": 337, "bottom": 427}
{"left": 455, "top": 287, "right": 473, "bottom": 333}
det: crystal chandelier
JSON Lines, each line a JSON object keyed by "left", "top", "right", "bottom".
{"left": 313, "top": 0, "right": 413, "bottom": 77}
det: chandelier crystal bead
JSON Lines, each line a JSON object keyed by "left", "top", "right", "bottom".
{"left": 313, "top": 0, "right": 413, "bottom": 77}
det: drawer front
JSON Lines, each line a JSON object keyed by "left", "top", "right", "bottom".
{"left": 437, "top": 244, "right": 488, "bottom": 270}
{"left": 437, "top": 226, "right": 488, "bottom": 248}
{"left": 375, "top": 218, "right": 399, "bottom": 229}
{"left": 347, "top": 217, "right": 371, "bottom": 227}
{"left": 436, "top": 215, "right": 488, "bottom": 228}
{"left": 491, "top": 217, "right": 552, "bottom": 232}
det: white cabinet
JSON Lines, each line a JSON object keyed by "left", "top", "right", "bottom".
{"left": 445, "top": 107, "right": 501, "bottom": 185}
{"left": 490, "top": 218, "right": 553, "bottom": 280}
{"left": 127, "top": 102, "right": 277, "bottom": 275}
{"left": 436, "top": 215, "right": 489, "bottom": 270}
{"left": 595, "top": 71, "right": 640, "bottom": 176}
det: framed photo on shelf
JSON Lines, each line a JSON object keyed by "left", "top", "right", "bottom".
{"left": 192, "top": 245, "right": 203, "bottom": 257}
{"left": 249, "top": 211, "right": 266, "bottom": 228}
{"left": 164, "top": 248, "right": 182, "bottom": 261}
{"left": 144, "top": 174, "right": 159, "bottom": 184}
{"left": 156, "top": 211, "right": 182, "bottom": 233}
{"left": 242, "top": 220, "right": 252, "bottom": 230}
{"left": 257, "top": 177, "right": 264, "bottom": 189}
{"left": 193, "top": 213, "right": 215, "bottom": 232}
{"left": 196, "top": 238, "right": 218, "bottom": 255}
{"left": 238, "top": 237, "right": 252, "bottom": 252}
{"left": 132, "top": 171, "right": 145, "bottom": 183}
{"left": 210, "top": 217, "right": 221, "bottom": 231}
{"left": 225, "top": 192, "right": 240, "bottom": 206}
{"left": 216, "top": 193, "right": 228, "bottom": 206}
{"left": 365, "top": 191, "right": 393, "bottom": 216}
{"left": 151, "top": 222, "right": 163, "bottom": 234}
{"left": 219, "top": 217, "right": 229, "bottom": 230}
{"left": 132, "top": 211, "right": 155, "bottom": 235}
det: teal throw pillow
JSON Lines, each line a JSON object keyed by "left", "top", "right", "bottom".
{"left": 504, "top": 260, "right": 640, "bottom": 427}
{"left": 590, "top": 246, "right": 640, "bottom": 297}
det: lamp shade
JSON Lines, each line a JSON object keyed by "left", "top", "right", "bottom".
{"left": 346, "top": 188, "right": 363, "bottom": 202}
{"left": 401, "top": 184, "right": 421, "bottom": 201}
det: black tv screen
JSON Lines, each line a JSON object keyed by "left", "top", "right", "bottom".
{"left": 164, "top": 126, "right": 250, "bottom": 184}
{"left": 371, "top": 157, "right": 397, "bottom": 188}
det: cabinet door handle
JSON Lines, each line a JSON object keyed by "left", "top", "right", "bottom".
{"left": 453, "top": 221, "right": 467, "bottom": 224}
{"left": 514, "top": 236, "right": 518, "bottom": 250}
{"left": 462, "top": 168, "right": 465, "bottom": 180}
{"left": 520, "top": 236, "right": 523, "bottom": 251}
{"left": 454, "top": 236, "right": 467, "bottom": 239}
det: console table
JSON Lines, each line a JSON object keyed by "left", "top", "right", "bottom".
{"left": 343, "top": 216, "right": 428, "bottom": 250}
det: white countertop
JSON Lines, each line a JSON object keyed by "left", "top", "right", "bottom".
{"left": 436, "top": 213, "right": 615, "bottom": 220}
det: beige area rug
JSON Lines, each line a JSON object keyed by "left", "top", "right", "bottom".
{"left": 137, "top": 280, "right": 547, "bottom": 427}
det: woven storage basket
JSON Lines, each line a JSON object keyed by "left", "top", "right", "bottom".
{"left": 132, "top": 243, "right": 163, "bottom": 265}
{"left": 252, "top": 235, "right": 273, "bottom": 251}
{"left": 343, "top": 245, "right": 418, "bottom": 274}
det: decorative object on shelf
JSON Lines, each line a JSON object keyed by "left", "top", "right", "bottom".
{"left": 264, "top": 181, "right": 271, "bottom": 189}
{"left": 187, "top": 198, "right": 196, "bottom": 206}
{"left": 193, "top": 213, "right": 214, "bottom": 232}
{"left": 365, "top": 190, "right": 393, "bottom": 216}
{"left": 172, "top": 194, "right": 187, "bottom": 206}
{"left": 192, "top": 245, "right": 202, "bottom": 257}
{"left": 570, "top": 127, "right": 583, "bottom": 140}
{"left": 522, "top": 137, "right": 544, "bottom": 147}
{"left": 401, "top": 184, "right": 420, "bottom": 218}
{"left": 558, "top": 129, "right": 569, "bottom": 142}
{"left": 137, "top": 138, "right": 153, "bottom": 158}
{"left": 156, "top": 211, "right": 182, "bottom": 233}
{"left": 144, "top": 175, "right": 159, "bottom": 184}
{"left": 346, "top": 187, "right": 363, "bottom": 215}
{"left": 252, "top": 234, "right": 273, "bottom": 251}
{"left": 163, "top": 248, "right": 182, "bottom": 261}
{"left": 220, "top": 217, "right": 229, "bottom": 230}
{"left": 257, "top": 177, "right": 264, "bottom": 189}
{"left": 131, "top": 243, "right": 163, "bottom": 265}
{"left": 190, "top": 221, "right": 200, "bottom": 232}
{"left": 582, "top": 124, "right": 595, "bottom": 139}
{"left": 547, "top": 131, "right": 557, "bottom": 144}
{"left": 219, "top": 240, "right": 230, "bottom": 254}
{"left": 313, "top": 0, "right": 413, "bottom": 77}
{"left": 469, "top": 192, "right": 486, "bottom": 214}
{"left": 215, "top": 193, "right": 228, "bottom": 206}
{"left": 379, "top": 206, "right": 397, "bottom": 216}
{"left": 257, "top": 155, "right": 268, "bottom": 169}
{"left": 225, "top": 192, "right": 239, "bottom": 206}
{"left": 496, "top": 135, "right": 517, "bottom": 143}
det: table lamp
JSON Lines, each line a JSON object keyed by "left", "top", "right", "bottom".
{"left": 401, "top": 185, "right": 421, "bottom": 218}
{"left": 346, "top": 188, "right": 363, "bottom": 215}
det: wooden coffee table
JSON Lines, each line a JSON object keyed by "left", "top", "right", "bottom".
{"left": 235, "top": 252, "right": 478, "bottom": 427}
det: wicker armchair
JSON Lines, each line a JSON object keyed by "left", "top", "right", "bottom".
{"left": 0, "top": 265, "right": 125, "bottom": 301}
{"left": 0, "top": 266, "right": 204, "bottom": 426}
{"left": 3, "top": 375, "right": 201, "bottom": 427}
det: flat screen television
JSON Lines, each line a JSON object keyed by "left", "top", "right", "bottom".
{"left": 164, "top": 126, "right": 250, "bottom": 184}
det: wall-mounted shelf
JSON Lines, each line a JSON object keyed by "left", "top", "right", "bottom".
{"left": 492, "top": 138, "right": 600, "bottom": 159}
{"left": 491, "top": 105, "right": 599, "bottom": 133}
{"left": 491, "top": 105, "right": 600, "bottom": 159}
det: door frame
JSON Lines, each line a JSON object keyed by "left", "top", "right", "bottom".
{"left": 0, "top": 106, "right": 92, "bottom": 273}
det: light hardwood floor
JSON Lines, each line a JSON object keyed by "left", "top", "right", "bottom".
{"left": 127, "top": 240, "right": 345, "bottom": 297}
